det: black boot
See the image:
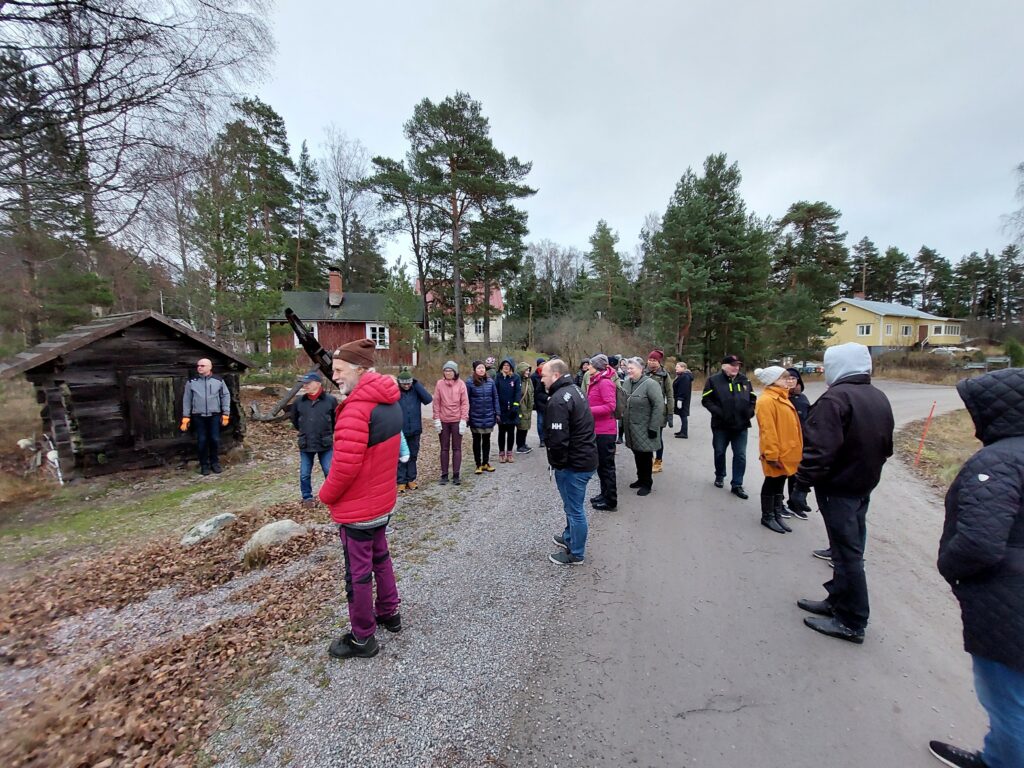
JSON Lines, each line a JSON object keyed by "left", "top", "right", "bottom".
{"left": 773, "top": 495, "right": 793, "bottom": 532}
{"left": 760, "top": 495, "right": 786, "bottom": 534}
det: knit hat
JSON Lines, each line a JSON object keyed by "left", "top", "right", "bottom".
{"left": 590, "top": 354, "right": 609, "bottom": 371}
{"left": 648, "top": 349, "right": 665, "bottom": 363}
{"left": 334, "top": 338, "right": 376, "bottom": 367}
{"left": 754, "top": 366, "right": 787, "bottom": 386}
{"left": 608, "top": 355, "right": 621, "bottom": 368}
{"left": 442, "top": 360, "right": 458, "bottom": 374}
{"left": 397, "top": 367, "right": 413, "bottom": 383}
{"left": 536, "top": 357, "right": 546, "bottom": 365}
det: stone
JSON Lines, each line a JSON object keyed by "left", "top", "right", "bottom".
{"left": 239, "top": 519, "right": 308, "bottom": 562}
{"left": 180, "top": 513, "right": 238, "bottom": 548}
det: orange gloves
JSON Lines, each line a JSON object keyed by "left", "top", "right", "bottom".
{"left": 180, "top": 417, "right": 190, "bottom": 432}
{"left": 221, "top": 414, "right": 230, "bottom": 427}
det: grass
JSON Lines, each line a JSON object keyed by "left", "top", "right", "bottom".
{"left": 897, "top": 408, "right": 979, "bottom": 488}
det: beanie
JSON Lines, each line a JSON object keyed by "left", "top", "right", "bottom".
{"left": 648, "top": 349, "right": 665, "bottom": 363}
{"left": 334, "top": 338, "right": 376, "bottom": 368}
{"left": 754, "top": 366, "right": 787, "bottom": 386}
{"left": 590, "top": 354, "right": 609, "bottom": 371}
{"left": 443, "top": 360, "right": 458, "bottom": 374}
{"left": 397, "top": 367, "right": 413, "bottom": 383}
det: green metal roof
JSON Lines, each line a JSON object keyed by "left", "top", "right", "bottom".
{"left": 270, "top": 291, "right": 390, "bottom": 322}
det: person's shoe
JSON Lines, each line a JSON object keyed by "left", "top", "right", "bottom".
{"left": 592, "top": 501, "right": 617, "bottom": 511}
{"left": 507, "top": 452, "right": 514, "bottom": 463}
{"left": 803, "top": 616, "right": 864, "bottom": 644}
{"left": 674, "top": 431, "right": 685, "bottom": 437}
{"left": 200, "top": 466, "right": 211, "bottom": 476}
{"left": 928, "top": 741, "right": 987, "bottom": 768}
{"left": 591, "top": 495, "right": 606, "bottom": 505}
{"left": 549, "top": 551, "right": 584, "bottom": 565}
{"left": 787, "top": 493, "right": 813, "bottom": 513}
{"left": 797, "top": 598, "right": 834, "bottom": 617}
{"left": 552, "top": 533, "right": 568, "bottom": 551}
{"left": 731, "top": 485, "right": 749, "bottom": 500}
{"left": 475, "top": 466, "right": 484, "bottom": 475}
{"left": 484, "top": 463, "right": 496, "bottom": 472}
{"left": 539, "top": 441, "right": 546, "bottom": 448}
{"left": 376, "top": 612, "right": 402, "bottom": 633}
{"left": 760, "top": 496, "right": 787, "bottom": 534}
{"left": 499, "top": 452, "right": 507, "bottom": 463}
{"left": 637, "top": 487, "right": 651, "bottom": 496}
{"left": 714, "top": 478, "right": 724, "bottom": 488}
{"left": 517, "top": 445, "right": 533, "bottom": 454}
{"left": 439, "top": 476, "right": 449, "bottom": 485}
{"left": 407, "top": 480, "right": 418, "bottom": 491}
{"left": 328, "top": 632, "right": 380, "bottom": 659}
{"left": 211, "top": 464, "right": 223, "bottom": 474}
{"left": 615, "top": 438, "right": 623, "bottom": 445}
{"left": 452, "top": 476, "right": 461, "bottom": 485}
{"left": 773, "top": 495, "right": 793, "bottom": 532}
{"left": 653, "top": 459, "right": 663, "bottom": 473}
{"left": 790, "top": 508, "right": 809, "bottom": 521}
{"left": 397, "top": 483, "right": 407, "bottom": 494}
{"left": 813, "top": 548, "right": 833, "bottom": 562}
{"left": 301, "top": 499, "right": 315, "bottom": 509}
{"left": 629, "top": 480, "right": 642, "bottom": 489}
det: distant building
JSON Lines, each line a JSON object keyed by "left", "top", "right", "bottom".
{"left": 826, "top": 296, "right": 964, "bottom": 353}
{"left": 417, "top": 281, "right": 504, "bottom": 345}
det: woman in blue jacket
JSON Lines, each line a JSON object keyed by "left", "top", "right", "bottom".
{"left": 467, "top": 360, "right": 500, "bottom": 474}
{"left": 396, "top": 367, "right": 433, "bottom": 492}
{"left": 494, "top": 357, "right": 522, "bottom": 464}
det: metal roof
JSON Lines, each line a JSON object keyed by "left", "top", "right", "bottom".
{"left": 270, "top": 291, "right": 424, "bottom": 323}
{"left": 0, "top": 311, "right": 255, "bottom": 380}
{"left": 832, "top": 298, "right": 957, "bottom": 322}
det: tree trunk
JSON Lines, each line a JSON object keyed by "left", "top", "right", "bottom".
{"left": 450, "top": 180, "right": 465, "bottom": 355}
{"left": 482, "top": 244, "right": 492, "bottom": 352}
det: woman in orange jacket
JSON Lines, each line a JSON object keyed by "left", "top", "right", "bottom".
{"left": 754, "top": 366, "right": 802, "bottom": 534}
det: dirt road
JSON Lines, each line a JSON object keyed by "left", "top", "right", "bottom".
{"left": 506, "top": 380, "right": 984, "bottom": 768}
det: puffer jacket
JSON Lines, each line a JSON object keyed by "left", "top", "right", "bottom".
{"left": 319, "top": 371, "right": 403, "bottom": 525}
{"left": 587, "top": 367, "right": 618, "bottom": 435}
{"left": 755, "top": 385, "right": 803, "bottom": 477}
{"left": 290, "top": 391, "right": 338, "bottom": 452}
{"left": 516, "top": 362, "right": 533, "bottom": 430}
{"left": 938, "top": 368, "right": 1024, "bottom": 673}
{"left": 673, "top": 370, "right": 694, "bottom": 416}
{"left": 623, "top": 374, "right": 665, "bottom": 452}
{"left": 398, "top": 379, "right": 432, "bottom": 435}
{"left": 432, "top": 376, "right": 469, "bottom": 424}
{"left": 466, "top": 375, "right": 500, "bottom": 429}
{"left": 494, "top": 358, "right": 522, "bottom": 426}
{"left": 544, "top": 375, "right": 598, "bottom": 472}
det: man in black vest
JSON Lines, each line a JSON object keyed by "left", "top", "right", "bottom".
{"left": 291, "top": 372, "right": 338, "bottom": 507}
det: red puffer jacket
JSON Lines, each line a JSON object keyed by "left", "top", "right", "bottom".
{"left": 319, "top": 371, "right": 403, "bottom": 525}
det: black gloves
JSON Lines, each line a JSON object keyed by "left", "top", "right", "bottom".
{"left": 648, "top": 430, "right": 657, "bottom": 439}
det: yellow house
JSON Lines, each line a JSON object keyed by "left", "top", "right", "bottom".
{"left": 826, "top": 297, "right": 964, "bottom": 351}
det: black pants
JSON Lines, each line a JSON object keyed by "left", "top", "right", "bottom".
{"left": 193, "top": 414, "right": 221, "bottom": 469}
{"left": 760, "top": 474, "right": 787, "bottom": 497}
{"left": 675, "top": 406, "right": 689, "bottom": 437}
{"left": 516, "top": 427, "right": 529, "bottom": 449}
{"left": 472, "top": 431, "right": 491, "bottom": 466}
{"left": 497, "top": 423, "right": 515, "bottom": 452}
{"left": 618, "top": 420, "right": 625, "bottom": 440}
{"left": 595, "top": 434, "right": 617, "bottom": 505}
{"left": 819, "top": 492, "right": 871, "bottom": 631}
{"left": 632, "top": 450, "right": 653, "bottom": 490}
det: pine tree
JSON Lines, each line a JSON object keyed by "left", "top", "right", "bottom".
{"left": 585, "top": 220, "right": 631, "bottom": 325}
{"left": 289, "top": 141, "right": 335, "bottom": 291}
{"left": 343, "top": 213, "right": 387, "bottom": 292}
{"left": 845, "top": 237, "right": 881, "bottom": 296}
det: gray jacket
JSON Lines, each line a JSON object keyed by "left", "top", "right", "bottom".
{"left": 183, "top": 375, "right": 230, "bottom": 416}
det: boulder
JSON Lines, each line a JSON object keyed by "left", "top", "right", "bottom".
{"left": 239, "top": 519, "right": 307, "bottom": 562}
{"left": 180, "top": 513, "right": 238, "bottom": 548}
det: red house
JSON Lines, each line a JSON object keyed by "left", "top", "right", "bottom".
{"left": 416, "top": 280, "right": 504, "bottom": 344}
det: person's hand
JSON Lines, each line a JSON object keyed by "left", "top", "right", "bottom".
{"left": 179, "top": 417, "right": 190, "bottom": 432}
{"left": 648, "top": 430, "right": 657, "bottom": 439}
{"left": 434, "top": 419, "right": 442, "bottom": 433}
{"left": 399, "top": 455, "right": 410, "bottom": 464}
{"left": 676, "top": 400, "right": 683, "bottom": 410}
{"left": 667, "top": 415, "right": 674, "bottom": 428}
{"left": 767, "top": 459, "right": 784, "bottom": 470}
{"left": 458, "top": 420, "right": 467, "bottom": 435}
{"left": 221, "top": 414, "right": 229, "bottom": 427}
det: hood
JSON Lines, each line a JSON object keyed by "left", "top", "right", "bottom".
{"left": 499, "top": 356, "right": 516, "bottom": 374}
{"left": 824, "top": 343, "right": 872, "bottom": 386}
{"left": 350, "top": 370, "right": 399, "bottom": 405}
{"left": 649, "top": 367, "right": 668, "bottom": 379}
{"left": 595, "top": 366, "right": 616, "bottom": 381}
{"left": 516, "top": 361, "right": 531, "bottom": 376}
{"left": 786, "top": 367, "right": 805, "bottom": 393}
{"left": 956, "top": 368, "right": 1024, "bottom": 445}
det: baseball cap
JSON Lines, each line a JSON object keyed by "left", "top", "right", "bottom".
{"left": 300, "top": 372, "right": 323, "bottom": 383}
{"left": 722, "top": 355, "right": 743, "bottom": 365}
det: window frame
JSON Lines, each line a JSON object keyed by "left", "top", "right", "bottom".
{"left": 856, "top": 323, "right": 872, "bottom": 337}
{"left": 366, "top": 323, "right": 390, "bottom": 350}
{"left": 945, "top": 324, "right": 961, "bottom": 336}
{"left": 901, "top": 325, "right": 913, "bottom": 337}
{"left": 884, "top": 323, "right": 893, "bottom": 336}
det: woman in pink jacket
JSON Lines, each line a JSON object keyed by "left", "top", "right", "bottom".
{"left": 432, "top": 360, "right": 469, "bottom": 485}
{"left": 587, "top": 354, "right": 618, "bottom": 510}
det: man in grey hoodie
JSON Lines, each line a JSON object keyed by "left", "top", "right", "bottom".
{"left": 794, "top": 343, "right": 894, "bottom": 644}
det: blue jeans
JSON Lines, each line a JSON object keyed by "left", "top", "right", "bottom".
{"left": 554, "top": 468, "right": 594, "bottom": 560}
{"left": 712, "top": 428, "right": 747, "bottom": 487}
{"left": 299, "top": 449, "right": 333, "bottom": 500}
{"left": 536, "top": 410, "right": 546, "bottom": 445}
{"left": 974, "top": 655, "right": 1024, "bottom": 768}
{"left": 193, "top": 414, "right": 221, "bottom": 469}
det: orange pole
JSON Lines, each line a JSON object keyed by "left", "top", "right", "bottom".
{"left": 914, "top": 401, "right": 938, "bottom": 467}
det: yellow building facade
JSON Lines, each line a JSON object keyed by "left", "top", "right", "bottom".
{"left": 826, "top": 298, "right": 963, "bottom": 350}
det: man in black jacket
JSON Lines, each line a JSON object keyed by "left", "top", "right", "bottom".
{"left": 701, "top": 354, "right": 756, "bottom": 499}
{"left": 291, "top": 372, "right": 338, "bottom": 507}
{"left": 928, "top": 368, "right": 1024, "bottom": 768}
{"left": 532, "top": 357, "right": 550, "bottom": 448}
{"left": 541, "top": 359, "right": 598, "bottom": 566}
{"left": 794, "top": 343, "right": 894, "bottom": 644}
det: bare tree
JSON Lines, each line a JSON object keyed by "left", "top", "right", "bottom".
{"left": 319, "top": 126, "right": 379, "bottom": 270}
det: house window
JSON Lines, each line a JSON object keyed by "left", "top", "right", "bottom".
{"left": 428, "top": 319, "right": 441, "bottom": 337}
{"left": 366, "top": 323, "right": 389, "bottom": 349}
{"left": 945, "top": 324, "right": 961, "bottom": 336}
{"left": 885, "top": 324, "right": 893, "bottom": 336}
{"left": 901, "top": 325, "right": 912, "bottom": 336}
{"left": 932, "top": 325, "right": 943, "bottom": 336}
{"left": 840, "top": 307, "right": 847, "bottom": 312}
{"left": 474, "top": 318, "right": 484, "bottom": 335}
{"left": 856, "top": 324, "right": 872, "bottom": 337}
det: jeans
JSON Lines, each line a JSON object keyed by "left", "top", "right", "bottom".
{"left": 439, "top": 422, "right": 463, "bottom": 478}
{"left": 974, "top": 654, "right": 1024, "bottom": 768}
{"left": 193, "top": 414, "right": 221, "bottom": 469}
{"left": 632, "top": 450, "right": 653, "bottom": 490}
{"left": 595, "top": 434, "right": 617, "bottom": 506}
{"left": 397, "top": 432, "right": 420, "bottom": 484}
{"left": 554, "top": 468, "right": 594, "bottom": 559}
{"left": 819, "top": 492, "right": 870, "bottom": 631}
{"left": 339, "top": 523, "right": 400, "bottom": 642}
{"left": 536, "top": 410, "right": 546, "bottom": 445}
{"left": 712, "top": 428, "right": 748, "bottom": 487}
{"left": 299, "top": 449, "right": 333, "bottom": 500}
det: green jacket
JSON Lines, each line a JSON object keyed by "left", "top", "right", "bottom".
{"left": 516, "top": 362, "right": 533, "bottom": 430}
{"left": 647, "top": 366, "right": 673, "bottom": 427}
{"left": 623, "top": 374, "right": 665, "bottom": 452}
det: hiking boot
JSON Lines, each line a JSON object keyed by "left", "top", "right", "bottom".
{"left": 773, "top": 495, "right": 793, "bottom": 532}
{"left": 211, "top": 464, "right": 223, "bottom": 474}
{"left": 813, "top": 548, "right": 833, "bottom": 562}
{"left": 328, "top": 632, "right": 380, "bottom": 659}
{"left": 499, "top": 452, "right": 507, "bottom": 463}
{"left": 731, "top": 485, "right": 749, "bottom": 500}
{"left": 439, "top": 476, "right": 449, "bottom": 485}
{"left": 452, "top": 476, "right": 461, "bottom": 486}
{"left": 507, "top": 452, "right": 514, "bottom": 463}
{"left": 797, "top": 598, "right": 834, "bottom": 617}
{"left": 475, "top": 466, "right": 484, "bottom": 475}
{"left": 714, "top": 478, "right": 724, "bottom": 488}
{"left": 637, "top": 486, "right": 651, "bottom": 496}
{"left": 653, "top": 459, "right": 663, "bottom": 473}
{"left": 552, "top": 533, "right": 569, "bottom": 551}
{"left": 397, "top": 483, "right": 407, "bottom": 494}
{"left": 483, "top": 463, "right": 496, "bottom": 472}
{"left": 927, "top": 741, "right": 987, "bottom": 768}
{"left": 376, "top": 612, "right": 402, "bottom": 633}
{"left": 549, "top": 550, "right": 584, "bottom": 565}
{"left": 407, "top": 481, "right": 418, "bottom": 491}
{"left": 803, "top": 616, "right": 864, "bottom": 644}
{"left": 760, "top": 496, "right": 787, "bottom": 534}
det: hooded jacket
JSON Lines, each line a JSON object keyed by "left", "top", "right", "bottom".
{"left": 516, "top": 362, "right": 533, "bottom": 429}
{"left": 755, "top": 385, "right": 803, "bottom": 476}
{"left": 398, "top": 378, "right": 432, "bottom": 435}
{"left": 648, "top": 365, "right": 673, "bottom": 424}
{"left": 544, "top": 375, "right": 598, "bottom": 472}
{"left": 587, "top": 366, "right": 618, "bottom": 436}
{"left": 531, "top": 366, "right": 550, "bottom": 412}
{"left": 494, "top": 357, "right": 522, "bottom": 425}
{"left": 623, "top": 374, "right": 665, "bottom": 452}
{"left": 701, "top": 370, "right": 756, "bottom": 431}
{"left": 319, "top": 371, "right": 403, "bottom": 525}
{"left": 795, "top": 344, "right": 894, "bottom": 496}
{"left": 938, "top": 368, "right": 1024, "bottom": 672}
{"left": 432, "top": 372, "right": 469, "bottom": 424}
{"left": 466, "top": 373, "right": 500, "bottom": 429}
{"left": 786, "top": 368, "right": 811, "bottom": 423}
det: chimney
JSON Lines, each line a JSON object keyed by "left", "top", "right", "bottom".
{"left": 328, "top": 268, "right": 344, "bottom": 308}
{"left": 853, "top": 291, "right": 866, "bottom": 300}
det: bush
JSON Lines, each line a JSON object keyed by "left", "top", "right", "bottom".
{"left": 1007, "top": 337, "right": 1024, "bottom": 367}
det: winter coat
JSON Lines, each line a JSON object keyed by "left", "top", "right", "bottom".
{"left": 494, "top": 359, "right": 522, "bottom": 426}
{"left": 623, "top": 375, "right": 665, "bottom": 453}
{"left": 466, "top": 375, "right": 500, "bottom": 430}
{"left": 319, "top": 371, "right": 403, "bottom": 525}
{"left": 755, "top": 386, "right": 803, "bottom": 477}
{"left": 938, "top": 368, "right": 1024, "bottom": 673}
{"left": 543, "top": 375, "right": 598, "bottom": 472}
{"left": 701, "top": 370, "right": 756, "bottom": 431}
{"left": 290, "top": 391, "right": 338, "bottom": 452}
{"left": 516, "top": 362, "right": 533, "bottom": 430}
{"left": 790, "top": 391, "right": 811, "bottom": 423}
{"left": 398, "top": 379, "right": 432, "bottom": 435}
{"left": 794, "top": 374, "right": 894, "bottom": 497}
{"left": 587, "top": 367, "right": 618, "bottom": 436}
{"left": 673, "top": 371, "right": 694, "bottom": 416}
{"left": 531, "top": 369, "right": 549, "bottom": 412}
{"left": 432, "top": 376, "right": 469, "bottom": 424}
{"left": 648, "top": 366, "right": 673, "bottom": 426}
{"left": 182, "top": 375, "right": 230, "bottom": 416}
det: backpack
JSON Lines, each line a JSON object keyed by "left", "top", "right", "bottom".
{"left": 613, "top": 379, "right": 628, "bottom": 420}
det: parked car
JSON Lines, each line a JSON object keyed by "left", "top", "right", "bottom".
{"left": 793, "top": 360, "right": 824, "bottom": 374}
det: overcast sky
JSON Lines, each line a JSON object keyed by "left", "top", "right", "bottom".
{"left": 258, "top": 1, "right": 1024, "bottom": 267}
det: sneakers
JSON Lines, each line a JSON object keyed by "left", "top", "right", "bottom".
{"left": 927, "top": 741, "right": 987, "bottom": 768}
{"left": 731, "top": 486, "right": 749, "bottom": 500}
{"left": 483, "top": 463, "right": 495, "bottom": 472}
{"left": 591, "top": 495, "right": 606, "bottom": 505}
{"left": 803, "top": 616, "right": 864, "bottom": 644}
{"left": 652, "top": 458, "right": 663, "bottom": 473}
{"left": 790, "top": 508, "right": 809, "bottom": 521}
{"left": 714, "top": 478, "right": 724, "bottom": 488}
{"left": 549, "top": 550, "right": 584, "bottom": 565}
{"left": 328, "top": 632, "right": 380, "bottom": 659}
{"left": 397, "top": 483, "right": 407, "bottom": 494}
{"left": 813, "top": 548, "right": 833, "bottom": 562}
{"left": 475, "top": 466, "right": 484, "bottom": 475}
{"left": 628, "top": 480, "right": 642, "bottom": 489}
{"left": 552, "top": 533, "right": 568, "bottom": 550}
{"left": 592, "top": 501, "right": 616, "bottom": 511}
{"left": 516, "top": 445, "right": 533, "bottom": 454}
{"left": 376, "top": 612, "right": 402, "bottom": 633}
{"left": 439, "top": 476, "right": 449, "bottom": 486}
{"left": 452, "top": 476, "right": 461, "bottom": 485}
{"left": 407, "top": 480, "right": 418, "bottom": 491}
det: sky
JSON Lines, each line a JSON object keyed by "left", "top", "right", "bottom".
{"left": 257, "top": 1, "right": 1024, "bottom": 268}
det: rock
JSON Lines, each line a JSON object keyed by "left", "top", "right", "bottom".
{"left": 180, "top": 513, "right": 238, "bottom": 548}
{"left": 239, "top": 519, "right": 307, "bottom": 562}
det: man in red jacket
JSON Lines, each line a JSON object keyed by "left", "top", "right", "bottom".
{"left": 319, "top": 338, "right": 404, "bottom": 659}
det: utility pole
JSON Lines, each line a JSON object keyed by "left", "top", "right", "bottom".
{"left": 528, "top": 303, "right": 534, "bottom": 350}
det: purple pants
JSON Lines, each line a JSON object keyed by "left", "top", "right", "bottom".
{"left": 439, "top": 421, "right": 463, "bottom": 478}
{"left": 339, "top": 524, "right": 400, "bottom": 641}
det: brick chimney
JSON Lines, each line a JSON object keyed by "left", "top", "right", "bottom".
{"left": 328, "top": 268, "right": 344, "bottom": 308}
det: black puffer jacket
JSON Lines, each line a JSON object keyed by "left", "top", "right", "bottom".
{"left": 543, "top": 375, "right": 598, "bottom": 472}
{"left": 938, "top": 368, "right": 1024, "bottom": 673}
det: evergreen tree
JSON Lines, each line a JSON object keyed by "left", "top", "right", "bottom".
{"left": 845, "top": 237, "right": 881, "bottom": 296}
{"left": 997, "top": 244, "right": 1023, "bottom": 321}
{"left": 915, "top": 246, "right": 956, "bottom": 314}
{"left": 585, "top": 220, "right": 631, "bottom": 326}
{"left": 877, "top": 246, "right": 917, "bottom": 304}
{"left": 343, "top": 213, "right": 387, "bottom": 292}
{"left": 288, "top": 141, "right": 335, "bottom": 291}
